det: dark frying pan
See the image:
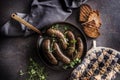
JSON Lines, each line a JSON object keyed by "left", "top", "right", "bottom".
{"left": 37, "top": 22, "right": 87, "bottom": 70}
{"left": 11, "top": 13, "right": 87, "bottom": 71}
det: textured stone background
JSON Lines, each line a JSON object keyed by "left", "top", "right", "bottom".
{"left": 0, "top": 0, "right": 120, "bottom": 80}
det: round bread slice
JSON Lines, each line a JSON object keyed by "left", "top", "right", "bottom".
{"left": 82, "top": 20, "right": 97, "bottom": 28}
{"left": 83, "top": 26, "right": 100, "bottom": 38}
{"left": 88, "top": 10, "right": 102, "bottom": 28}
{"left": 79, "top": 4, "right": 92, "bottom": 22}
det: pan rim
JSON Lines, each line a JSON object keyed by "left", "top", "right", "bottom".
{"left": 36, "top": 21, "right": 87, "bottom": 71}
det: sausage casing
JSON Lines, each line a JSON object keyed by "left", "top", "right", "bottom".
{"left": 74, "top": 37, "right": 84, "bottom": 59}
{"left": 47, "top": 28, "right": 67, "bottom": 49}
{"left": 42, "top": 39, "right": 58, "bottom": 65}
{"left": 53, "top": 42, "right": 71, "bottom": 64}
{"left": 66, "top": 31, "right": 76, "bottom": 57}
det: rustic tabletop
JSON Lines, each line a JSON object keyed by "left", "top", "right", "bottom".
{"left": 0, "top": 0, "right": 120, "bottom": 80}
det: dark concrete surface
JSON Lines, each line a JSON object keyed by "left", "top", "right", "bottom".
{"left": 0, "top": 0, "right": 120, "bottom": 80}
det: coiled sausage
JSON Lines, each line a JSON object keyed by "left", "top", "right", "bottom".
{"left": 42, "top": 39, "right": 58, "bottom": 65}
{"left": 47, "top": 28, "right": 67, "bottom": 49}
{"left": 66, "top": 31, "right": 76, "bottom": 57}
{"left": 73, "top": 37, "right": 84, "bottom": 59}
{"left": 53, "top": 42, "right": 71, "bottom": 64}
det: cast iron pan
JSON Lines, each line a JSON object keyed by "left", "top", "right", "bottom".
{"left": 11, "top": 13, "right": 87, "bottom": 71}
{"left": 37, "top": 22, "right": 87, "bottom": 71}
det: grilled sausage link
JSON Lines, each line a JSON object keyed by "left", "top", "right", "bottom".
{"left": 47, "top": 28, "right": 67, "bottom": 49}
{"left": 73, "top": 37, "right": 84, "bottom": 59}
{"left": 66, "top": 31, "right": 76, "bottom": 57}
{"left": 42, "top": 39, "right": 58, "bottom": 65}
{"left": 53, "top": 42, "right": 71, "bottom": 64}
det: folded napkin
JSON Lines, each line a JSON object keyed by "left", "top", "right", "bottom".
{"left": 0, "top": 0, "right": 87, "bottom": 36}
{"left": 70, "top": 41, "right": 120, "bottom": 80}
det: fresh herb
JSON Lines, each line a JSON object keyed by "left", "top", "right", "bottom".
{"left": 49, "top": 38, "right": 56, "bottom": 53}
{"left": 63, "top": 58, "right": 81, "bottom": 69}
{"left": 51, "top": 24, "right": 59, "bottom": 29}
{"left": 64, "top": 31, "right": 68, "bottom": 37}
{"left": 64, "top": 33, "right": 68, "bottom": 41}
{"left": 64, "top": 25, "right": 70, "bottom": 31}
{"left": 51, "top": 34, "right": 56, "bottom": 37}
{"left": 51, "top": 25, "right": 56, "bottom": 29}
{"left": 55, "top": 24, "right": 59, "bottom": 29}
{"left": 60, "top": 38, "right": 64, "bottom": 42}
{"left": 70, "top": 39, "right": 77, "bottom": 44}
{"left": 48, "top": 47, "right": 52, "bottom": 53}
{"left": 19, "top": 58, "right": 47, "bottom": 80}
{"left": 62, "top": 65, "right": 68, "bottom": 69}
{"left": 64, "top": 26, "right": 68, "bottom": 31}
{"left": 68, "top": 47, "right": 75, "bottom": 50}
{"left": 19, "top": 70, "right": 24, "bottom": 76}
{"left": 74, "top": 50, "right": 78, "bottom": 55}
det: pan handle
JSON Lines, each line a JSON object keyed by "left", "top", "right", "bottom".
{"left": 92, "top": 40, "right": 96, "bottom": 48}
{"left": 11, "top": 13, "right": 42, "bottom": 35}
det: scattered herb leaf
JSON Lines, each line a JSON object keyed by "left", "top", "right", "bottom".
{"left": 19, "top": 70, "right": 24, "bottom": 76}
{"left": 19, "top": 58, "right": 47, "bottom": 80}
{"left": 63, "top": 58, "right": 81, "bottom": 69}
{"left": 55, "top": 24, "right": 59, "bottom": 29}
{"left": 51, "top": 24, "right": 59, "bottom": 29}
{"left": 70, "top": 40, "right": 77, "bottom": 44}
{"left": 64, "top": 26, "right": 68, "bottom": 31}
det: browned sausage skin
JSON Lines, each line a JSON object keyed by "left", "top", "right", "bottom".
{"left": 42, "top": 39, "right": 58, "bottom": 65}
{"left": 47, "top": 28, "right": 67, "bottom": 49}
{"left": 73, "top": 37, "right": 84, "bottom": 59}
{"left": 66, "top": 31, "right": 76, "bottom": 57}
{"left": 53, "top": 42, "right": 71, "bottom": 64}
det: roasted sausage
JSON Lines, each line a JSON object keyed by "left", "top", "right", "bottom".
{"left": 47, "top": 28, "right": 67, "bottom": 49}
{"left": 53, "top": 42, "right": 71, "bottom": 64}
{"left": 73, "top": 37, "right": 84, "bottom": 59}
{"left": 66, "top": 31, "right": 76, "bottom": 57}
{"left": 42, "top": 39, "right": 58, "bottom": 65}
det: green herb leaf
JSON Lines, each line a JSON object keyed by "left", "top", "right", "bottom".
{"left": 70, "top": 39, "right": 77, "bottom": 44}
{"left": 31, "top": 69, "right": 36, "bottom": 75}
{"left": 64, "top": 27, "right": 68, "bottom": 31}
{"left": 63, "top": 65, "right": 68, "bottom": 69}
{"left": 19, "top": 70, "right": 24, "bottom": 76}
{"left": 63, "top": 58, "right": 81, "bottom": 69}
{"left": 20, "top": 58, "right": 47, "bottom": 80}
{"left": 55, "top": 24, "right": 59, "bottom": 28}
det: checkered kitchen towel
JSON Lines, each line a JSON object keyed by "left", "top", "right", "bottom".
{"left": 70, "top": 42, "right": 120, "bottom": 80}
